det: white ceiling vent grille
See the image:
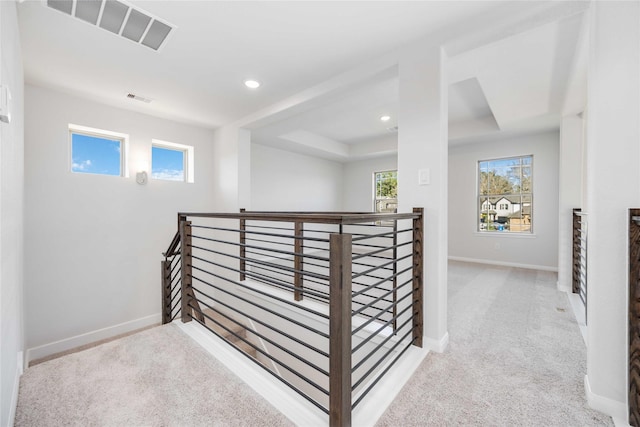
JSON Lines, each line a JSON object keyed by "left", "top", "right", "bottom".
{"left": 47, "top": 0, "right": 174, "bottom": 51}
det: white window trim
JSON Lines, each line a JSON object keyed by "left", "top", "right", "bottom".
{"left": 151, "top": 139, "right": 195, "bottom": 183}
{"left": 474, "top": 231, "right": 537, "bottom": 239}
{"left": 69, "top": 123, "right": 129, "bottom": 177}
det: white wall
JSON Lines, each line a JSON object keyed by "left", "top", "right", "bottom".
{"left": 342, "top": 155, "right": 397, "bottom": 212}
{"left": 24, "top": 85, "right": 215, "bottom": 358}
{"left": 212, "top": 126, "right": 250, "bottom": 212}
{"left": 250, "top": 143, "right": 343, "bottom": 211}
{"left": 448, "top": 131, "right": 560, "bottom": 271}
{"left": 0, "top": 2, "right": 24, "bottom": 425}
{"left": 584, "top": 1, "right": 640, "bottom": 421}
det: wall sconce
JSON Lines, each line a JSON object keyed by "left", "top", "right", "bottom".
{"left": 0, "top": 85, "right": 11, "bottom": 124}
{"left": 136, "top": 160, "right": 149, "bottom": 185}
{"left": 136, "top": 170, "right": 148, "bottom": 185}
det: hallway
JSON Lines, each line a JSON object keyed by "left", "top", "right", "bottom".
{"left": 377, "top": 261, "right": 612, "bottom": 426}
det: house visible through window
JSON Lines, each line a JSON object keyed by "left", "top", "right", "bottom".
{"left": 374, "top": 170, "right": 397, "bottom": 213}
{"left": 151, "top": 139, "right": 194, "bottom": 183}
{"left": 70, "top": 124, "right": 127, "bottom": 177}
{"left": 478, "top": 155, "right": 532, "bottom": 233}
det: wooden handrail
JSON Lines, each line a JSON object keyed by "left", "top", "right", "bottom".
{"left": 178, "top": 211, "right": 421, "bottom": 225}
{"left": 163, "top": 230, "right": 181, "bottom": 257}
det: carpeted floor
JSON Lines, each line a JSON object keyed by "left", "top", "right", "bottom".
{"left": 15, "top": 323, "right": 293, "bottom": 426}
{"left": 376, "top": 261, "right": 613, "bottom": 426}
{"left": 16, "top": 262, "right": 612, "bottom": 426}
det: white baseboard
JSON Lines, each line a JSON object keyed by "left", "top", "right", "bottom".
{"left": 424, "top": 332, "right": 449, "bottom": 353}
{"left": 448, "top": 256, "right": 558, "bottom": 272}
{"left": 567, "top": 292, "right": 587, "bottom": 345}
{"left": 25, "top": 313, "right": 161, "bottom": 366}
{"left": 6, "top": 353, "right": 23, "bottom": 427}
{"left": 584, "top": 375, "right": 627, "bottom": 423}
{"left": 352, "top": 345, "right": 429, "bottom": 426}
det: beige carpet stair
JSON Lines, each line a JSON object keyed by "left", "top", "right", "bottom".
{"left": 202, "top": 308, "right": 258, "bottom": 358}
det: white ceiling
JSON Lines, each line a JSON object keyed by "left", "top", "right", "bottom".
{"left": 17, "top": 1, "right": 588, "bottom": 161}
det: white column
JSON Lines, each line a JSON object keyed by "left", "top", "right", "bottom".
{"left": 585, "top": 1, "right": 640, "bottom": 421}
{"left": 212, "top": 126, "right": 251, "bottom": 211}
{"left": 397, "top": 45, "right": 448, "bottom": 351}
{"left": 557, "top": 115, "right": 584, "bottom": 293}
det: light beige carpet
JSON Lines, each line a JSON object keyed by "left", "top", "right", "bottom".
{"left": 16, "top": 262, "right": 613, "bottom": 426}
{"left": 15, "top": 323, "right": 293, "bottom": 426}
{"left": 376, "top": 262, "right": 613, "bottom": 426}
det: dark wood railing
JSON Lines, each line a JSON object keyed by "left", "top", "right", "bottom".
{"left": 572, "top": 208, "right": 587, "bottom": 323}
{"left": 629, "top": 209, "right": 640, "bottom": 426}
{"left": 161, "top": 209, "right": 424, "bottom": 426}
{"left": 161, "top": 231, "right": 181, "bottom": 324}
{"left": 161, "top": 223, "right": 204, "bottom": 325}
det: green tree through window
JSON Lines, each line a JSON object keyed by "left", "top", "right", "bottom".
{"left": 374, "top": 170, "right": 397, "bottom": 213}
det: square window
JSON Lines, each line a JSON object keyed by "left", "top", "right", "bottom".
{"left": 151, "top": 140, "right": 194, "bottom": 183}
{"left": 70, "top": 125, "right": 127, "bottom": 177}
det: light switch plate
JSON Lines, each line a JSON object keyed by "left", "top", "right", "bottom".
{"left": 418, "top": 168, "right": 430, "bottom": 185}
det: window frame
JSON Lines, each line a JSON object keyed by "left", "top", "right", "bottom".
{"left": 477, "top": 155, "right": 533, "bottom": 234}
{"left": 373, "top": 169, "right": 398, "bottom": 214}
{"left": 69, "top": 124, "right": 129, "bottom": 178}
{"left": 151, "top": 139, "right": 195, "bottom": 183}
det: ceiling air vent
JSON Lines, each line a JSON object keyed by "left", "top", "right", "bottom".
{"left": 126, "top": 93, "right": 152, "bottom": 103}
{"left": 46, "top": 0, "right": 174, "bottom": 51}
{"left": 387, "top": 126, "right": 399, "bottom": 133}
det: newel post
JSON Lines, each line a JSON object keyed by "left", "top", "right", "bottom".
{"left": 572, "top": 208, "right": 581, "bottom": 294}
{"left": 629, "top": 209, "right": 640, "bottom": 426}
{"left": 161, "top": 258, "right": 172, "bottom": 324}
{"left": 329, "top": 232, "right": 352, "bottom": 427}
{"left": 412, "top": 207, "right": 424, "bottom": 348}
{"left": 240, "top": 208, "right": 246, "bottom": 281}
{"left": 180, "top": 216, "right": 193, "bottom": 323}
{"left": 294, "top": 221, "right": 304, "bottom": 301}
{"left": 392, "top": 219, "right": 398, "bottom": 331}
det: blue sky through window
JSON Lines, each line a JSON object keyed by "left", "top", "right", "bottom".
{"left": 71, "top": 133, "right": 121, "bottom": 176}
{"left": 152, "top": 146, "right": 184, "bottom": 181}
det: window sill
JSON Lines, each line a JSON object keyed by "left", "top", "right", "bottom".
{"left": 474, "top": 232, "right": 537, "bottom": 239}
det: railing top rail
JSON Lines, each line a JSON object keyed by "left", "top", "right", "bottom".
{"left": 163, "top": 230, "right": 181, "bottom": 257}
{"left": 178, "top": 210, "right": 422, "bottom": 224}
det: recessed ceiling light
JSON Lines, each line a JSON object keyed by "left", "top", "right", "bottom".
{"left": 244, "top": 80, "right": 261, "bottom": 89}
{"left": 380, "top": 115, "right": 391, "bottom": 122}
